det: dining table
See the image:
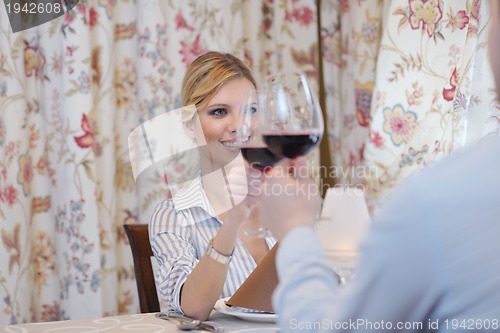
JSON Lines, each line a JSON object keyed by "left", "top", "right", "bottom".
{"left": 0, "top": 311, "right": 278, "bottom": 333}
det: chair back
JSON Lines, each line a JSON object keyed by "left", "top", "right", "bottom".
{"left": 123, "top": 223, "right": 160, "bottom": 313}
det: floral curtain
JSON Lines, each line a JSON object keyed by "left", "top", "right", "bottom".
{"left": 320, "top": 0, "right": 498, "bottom": 209}
{"left": 1, "top": 0, "right": 497, "bottom": 324}
{"left": 0, "top": 0, "right": 319, "bottom": 324}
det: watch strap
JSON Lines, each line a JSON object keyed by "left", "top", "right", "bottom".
{"left": 205, "top": 239, "right": 233, "bottom": 264}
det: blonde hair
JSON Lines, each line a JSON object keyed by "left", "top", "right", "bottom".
{"left": 181, "top": 52, "right": 256, "bottom": 112}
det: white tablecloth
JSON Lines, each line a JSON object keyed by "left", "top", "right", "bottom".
{"left": 0, "top": 312, "right": 278, "bottom": 333}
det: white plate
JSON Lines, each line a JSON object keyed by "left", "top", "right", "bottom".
{"left": 214, "top": 298, "right": 277, "bottom": 323}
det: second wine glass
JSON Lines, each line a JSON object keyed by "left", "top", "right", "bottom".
{"left": 237, "top": 90, "right": 283, "bottom": 172}
{"left": 261, "top": 71, "right": 324, "bottom": 160}
{"left": 236, "top": 90, "right": 282, "bottom": 238}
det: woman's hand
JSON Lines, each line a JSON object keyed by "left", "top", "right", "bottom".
{"left": 224, "top": 165, "right": 263, "bottom": 225}
{"left": 226, "top": 165, "right": 263, "bottom": 205}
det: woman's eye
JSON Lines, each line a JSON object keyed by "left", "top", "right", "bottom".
{"left": 209, "top": 108, "right": 227, "bottom": 116}
{"left": 250, "top": 106, "right": 257, "bottom": 113}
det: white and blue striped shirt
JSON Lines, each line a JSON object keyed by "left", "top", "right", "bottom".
{"left": 149, "top": 175, "right": 276, "bottom": 313}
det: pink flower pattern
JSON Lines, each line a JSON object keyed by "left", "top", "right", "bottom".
{"left": 179, "top": 35, "right": 208, "bottom": 67}
{"left": 408, "top": 0, "right": 443, "bottom": 37}
{"left": 89, "top": 7, "right": 99, "bottom": 28}
{"left": 369, "top": 130, "right": 385, "bottom": 149}
{"left": 284, "top": 5, "right": 314, "bottom": 26}
{"left": 442, "top": 68, "right": 458, "bottom": 102}
{"left": 446, "top": 9, "right": 469, "bottom": 32}
{"left": 383, "top": 104, "right": 419, "bottom": 146}
{"left": 175, "top": 10, "right": 194, "bottom": 31}
{"left": 3, "top": 185, "right": 18, "bottom": 207}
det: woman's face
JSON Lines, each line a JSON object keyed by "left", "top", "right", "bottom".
{"left": 194, "top": 77, "right": 255, "bottom": 169}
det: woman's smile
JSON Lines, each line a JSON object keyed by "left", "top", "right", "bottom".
{"left": 194, "top": 77, "right": 255, "bottom": 168}
{"left": 220, "top": 140, "right": 239, "bottom": 149}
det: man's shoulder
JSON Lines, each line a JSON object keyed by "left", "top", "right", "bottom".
{"left": 420, "top": 136, "right": 500, "bottom": 186}
{"left": 378, "top": 136, "right": 500, "bottom": 223}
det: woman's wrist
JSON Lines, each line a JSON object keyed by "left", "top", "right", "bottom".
{"left": 206, "top": 238, "right": 234, "bottom": 264}
{"left": 212, "top": 222, "right": 239, "bottom": 255}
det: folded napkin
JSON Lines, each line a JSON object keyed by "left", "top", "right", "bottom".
{"left": 225, "top": 243, "right": 279, "bottom": 313}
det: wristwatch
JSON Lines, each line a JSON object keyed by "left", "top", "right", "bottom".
{"left": 205, "top": 238, "right": 233, "bottom": 264}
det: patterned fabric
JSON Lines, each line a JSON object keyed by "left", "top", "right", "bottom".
{"left": 0, "top": 0, "right": 318, "bottom": 324}
{"left": 320, "top": 0, "right": 499, "bottom": 209}
{"left": 149, "top": 175, "right": 276, "bottom": 313}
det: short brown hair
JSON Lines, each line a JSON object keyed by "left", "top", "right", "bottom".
{"left": 181, "top": 52, "right": 256, "bottom": 111}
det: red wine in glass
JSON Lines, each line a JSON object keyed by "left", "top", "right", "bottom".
{"left": 241, "top": 146, "right": 282, "bottom": 171}
{"left": 263, "top": 131, "right": 321, "bottom": 159}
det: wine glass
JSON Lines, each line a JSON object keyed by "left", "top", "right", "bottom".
{"left": 316, "top": 186, "right": 371, "bottom": 285}
{"left": 236, "top": 89, "right": 283, "bottom": 238}
{"left": 261, "top": 71, "right": 324, "bottom": 160}
{"left": 237, "top": 90, "right": 283, "bottom": 172}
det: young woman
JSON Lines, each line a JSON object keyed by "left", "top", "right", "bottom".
{"left": 149, "top": 52, "right": 276, "bottom": 320}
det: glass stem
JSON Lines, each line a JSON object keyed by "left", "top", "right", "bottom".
{"left": 243, "top": 203, "right": 272, "bottom": 238}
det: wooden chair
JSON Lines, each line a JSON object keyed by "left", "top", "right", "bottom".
{"left": 123, "top": 223, "right": 160, "bottom": 313}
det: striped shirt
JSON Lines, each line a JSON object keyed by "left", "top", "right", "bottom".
{"left": 149, "top": 175, "right": 276, "bottom": 313}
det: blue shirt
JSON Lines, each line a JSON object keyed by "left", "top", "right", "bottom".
{"left": 274, "top": 136, "right": 500, "bottom": 332}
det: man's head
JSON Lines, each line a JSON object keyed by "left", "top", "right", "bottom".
{"left": 489, "top": 0, "right": 500, "bottom": 97}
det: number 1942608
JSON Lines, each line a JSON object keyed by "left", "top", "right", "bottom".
{"left": 6, "top": 1, "right": 63, "bottom": 14}
{"left": 443, "top": 318, "right": 499, "bottom": 330}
